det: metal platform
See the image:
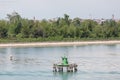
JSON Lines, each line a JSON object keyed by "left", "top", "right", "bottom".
{"left": 53, "top": 63, "right": 78, "bottom": 72}
{"left": 53, "top": 56, "right": 78, "bottom": 72}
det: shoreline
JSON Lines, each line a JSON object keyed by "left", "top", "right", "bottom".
{"left": 0, "top": 40, "right": 120, "bottom": 48}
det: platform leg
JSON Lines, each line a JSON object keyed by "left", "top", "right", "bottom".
{"left": 58, "top": 66, "right": 63, "bottom": 72}
{"left": 53, "top": 64, "right": 57, "bottom": 72}
{"left": 67, "top": 67, "right": 70, "bottom": 72}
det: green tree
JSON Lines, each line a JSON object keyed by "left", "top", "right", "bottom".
{"left": 0, "top": 20, "right": 8, "bottom": 38}
{"left": 7, "top": 12, "right": 22, "bottom": 38}
{"left": 103, "top": 20, "right": 118, "bottom": 38}
{"left": 72, "top": 17, "right": 81, "bottom": 27}
{"left": 64, "top": 14, "right": 70, "bottom": 26}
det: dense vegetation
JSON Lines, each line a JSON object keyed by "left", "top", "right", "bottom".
{"left": 0, "top": 12, "right": 120, "bottom": 42}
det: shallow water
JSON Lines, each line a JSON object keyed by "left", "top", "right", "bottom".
{"left": 0, "top": 44, "right": 120, "bottom": 80}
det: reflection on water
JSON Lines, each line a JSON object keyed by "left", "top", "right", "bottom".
{"left": 0, "top": 44, "right": 120, "bottom": 80}
{"left": 6, "top": 47, "right": 14, "bottom": 71}
{"left": 53, "top": 72, "right": 77, "bottom": 80}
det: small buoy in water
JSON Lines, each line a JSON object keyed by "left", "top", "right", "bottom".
{"left": 10, "top": 55, "right": 13, "bottom": 61}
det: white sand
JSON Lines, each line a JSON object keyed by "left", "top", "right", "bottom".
{"left": 0, "top": 40, "right": 120, "bottom": 48}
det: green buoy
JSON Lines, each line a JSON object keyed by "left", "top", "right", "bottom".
{"left": 62, "top": 56, "right": 68, "bottom": 65}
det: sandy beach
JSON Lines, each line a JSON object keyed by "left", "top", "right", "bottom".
{"left": 0, "top": 40, "right": 120, "bottom": 48}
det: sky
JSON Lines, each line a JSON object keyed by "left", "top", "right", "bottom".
{"left": 0, "top": 0, "right": 120, "bottom": 20}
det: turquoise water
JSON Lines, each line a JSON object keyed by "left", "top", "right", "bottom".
{"left": 0, "top": 44, "right": 120, "bottom": 80}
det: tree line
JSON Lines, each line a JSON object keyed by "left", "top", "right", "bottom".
{"left": 0, "top": 12, "right": 120, "bottom": 42}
